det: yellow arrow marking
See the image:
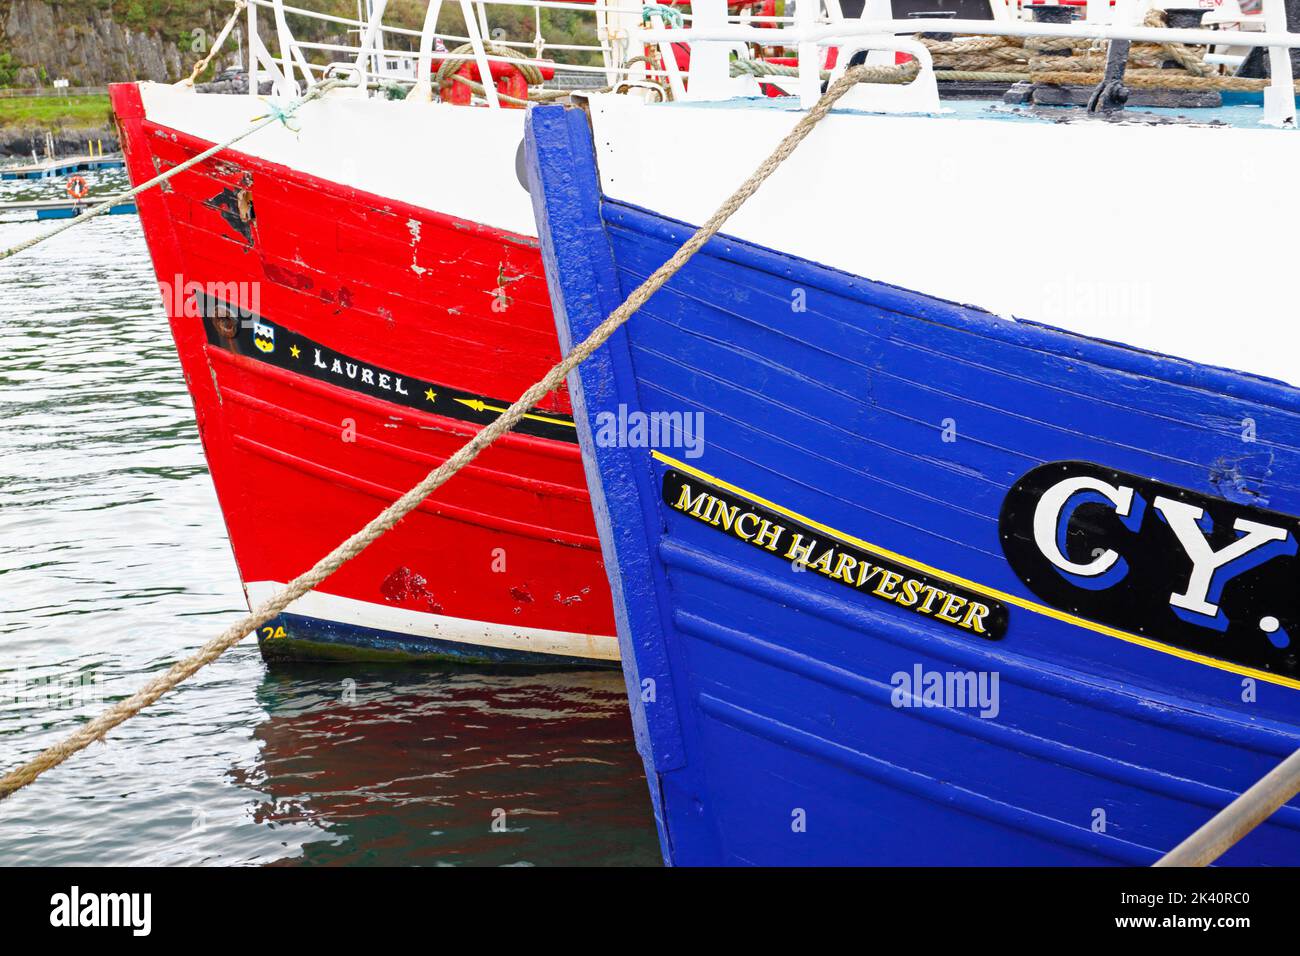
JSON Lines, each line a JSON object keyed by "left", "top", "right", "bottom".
{"left": 454, "top": 396, "right": 574, "bottom": 428}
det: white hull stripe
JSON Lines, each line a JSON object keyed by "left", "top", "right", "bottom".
{"left": 244, "top": 582, "right": 620, "bottom": 661}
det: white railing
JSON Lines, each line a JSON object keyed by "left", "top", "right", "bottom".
{"left": 237, "top": 0, "right": 896, "bottom": 102}
{"left": 230, "top": 0, "right": 1300, "bottom": 127}
{"left": 640, "top": 0, "right": 1300, "bottom": 126}
{"left": 242, "top": 0, "right": 657, "bottom": 100}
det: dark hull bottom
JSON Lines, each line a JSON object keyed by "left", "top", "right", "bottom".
{"left": 257, "top": 613, "right": 616, "bottom": 668}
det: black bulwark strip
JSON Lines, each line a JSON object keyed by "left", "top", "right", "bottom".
{"left": 661, "top": 467, "right": 1009, "bottom": 641}
{"left": 194, "top": 292, "right": 578, "bottom": 444}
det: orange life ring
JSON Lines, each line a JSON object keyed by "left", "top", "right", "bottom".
{"left": 66, "top": 175, "right": 89, "bottom": 200}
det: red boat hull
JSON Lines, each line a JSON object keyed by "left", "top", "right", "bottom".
{"left": 110, "top": 82, "right": 617, "bottom": 663}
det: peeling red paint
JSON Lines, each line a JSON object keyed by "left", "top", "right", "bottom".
{"left": 263, "top": 261, "right": 314, "bottom": 292}
{"left": 553, "top": 587, "right": 590, "bottom": 606}
{"left": 381, "top": 566, "right": 444, "bottom": 613}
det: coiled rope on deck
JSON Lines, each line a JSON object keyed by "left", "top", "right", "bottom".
{"left": 920, "top": 12, "right": 1214, "bottom": 75}
{"left": 435, "top": 42, "right": 547, "bottom": 89}
{"left": 0, "top": 63, "right": 883, "bottom": 800}
{"left": 642, "top": 3, "right": 684, "bottom": 28}
{"left": 923, "top": 10, "right": 1300, "bottom": 92}
{"left": 729, "top": 12, "right": 1269, "bottom": 93}
{"left": 0, "top": 76, "right": 347, "bottom": 263}
{"left": 432, "top": 43, "right": 592, "bottom": 105}
{"left": 730, "top": 57, "right": 920, "bottom": 84}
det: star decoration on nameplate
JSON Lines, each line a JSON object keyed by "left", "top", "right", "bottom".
{"left": 424, "top": 388, "right": 437, "bottom": 402}
{"left": 289, "top": 344, "right": 301, "bottom": 359}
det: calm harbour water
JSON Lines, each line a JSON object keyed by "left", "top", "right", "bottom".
{"left": 0, "top": 169, "right": 660, "bottom": 866}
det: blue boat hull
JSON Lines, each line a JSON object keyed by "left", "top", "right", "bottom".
{"left": 1, "top": 158, "right": 124, "bottom": 180}
{"left": 35, "top": 202, "right": 136, "bottom": 221}
{"left": 526, "top": 104, "right": 1300, "bottom": 865}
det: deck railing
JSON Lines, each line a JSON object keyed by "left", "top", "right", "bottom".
{"left": 237, "top": 0, "right": 900, "bottom": 102}
{"left": 243, "top": 0, "right": 647, "bottom": 102}
{"left": 233, "top": 0, "right": 1300, "bottom": 126}
{"left": 640, "top": 0, "right": 1300, "bottom": 124}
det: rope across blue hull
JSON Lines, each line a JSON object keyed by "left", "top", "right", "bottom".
{"left": 526, "top": 104, "right": 1300, "bottom": 866}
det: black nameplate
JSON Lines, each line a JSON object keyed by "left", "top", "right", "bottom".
{"left": 662, "top": 469, "right": 1008, "bottom": 640}
{"left": 1000, "top": 460, "right": 1300, "bottom": 677}
{"left": 194, "top": 292, "right": 577, "bottom": 444}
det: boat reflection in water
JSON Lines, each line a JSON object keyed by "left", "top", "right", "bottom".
{"left": 236, "top": 666, "right": 660, "bottom": 866}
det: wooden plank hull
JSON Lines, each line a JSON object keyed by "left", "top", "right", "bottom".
{"left": 527, "top": 101, "right": 1300, "bottom": 864}
{"left": 110, "top": 82, "right": 617, "bottom": 664}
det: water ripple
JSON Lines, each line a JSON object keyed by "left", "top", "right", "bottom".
{"left": 0, "top": 171, "right": 658, "bottom": 866}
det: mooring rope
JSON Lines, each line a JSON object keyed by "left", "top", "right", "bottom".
{"left": 0, "top": 76, "right": 346, "bottom": 263}
{"left": 642, "top": 3, "right": 685, "bottom": 28}
{"left": 179, "top": 0, "right": 248, "bottom": 88}
{"left": 1154, "top": 748, "right": 1300, "bottom": 866}
{"left": 737, "top": 12, "right": 1241, "bottom": 91}
{"left": 918, "top": 34, "right": 1034, "bottom": 73}
{"left": 1027, "top": 68, "right": 1300, "bottom": 93}
{"left": 0, "top": 63, "right": 882, "bottom": 799}
{"left": 730, "top": 58, "right": 920, "bottom": 84}
{"left": 919, "top": 11, "right": 1293, "bottom": 90}
{"left": 435, "top": 42, "right": 547, "bottom": 89}
{"left": 445, "top": 73, "right": 589, "bottom": 105}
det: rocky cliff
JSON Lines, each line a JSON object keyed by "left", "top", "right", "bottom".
{"left": 0, "top": 0, "right": 250, "bottom": 156}
{"left": 0, "top": 0, "right": 243, "bottom": 87}
{"left": 0, "top": 121, "right": 115, "bottom": 158}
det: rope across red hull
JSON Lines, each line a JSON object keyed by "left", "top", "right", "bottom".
{"left": 110, "top": 82, "right": 617, "bottom": 663}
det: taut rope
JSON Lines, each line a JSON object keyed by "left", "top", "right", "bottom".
{"left": 0, "top": 76, "right": 346, "bottom": 263}
{"left": 731, "top": 58, "right": 920, "bottom": 84}
{"left": 179, "top": 0, "right": 248, "bottom": 88}
{"left": 1154, "top": 748, "right": 1300, "bottom": 866}
{"left": 0, "top": 63, "right": 882, "bottom": 799}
